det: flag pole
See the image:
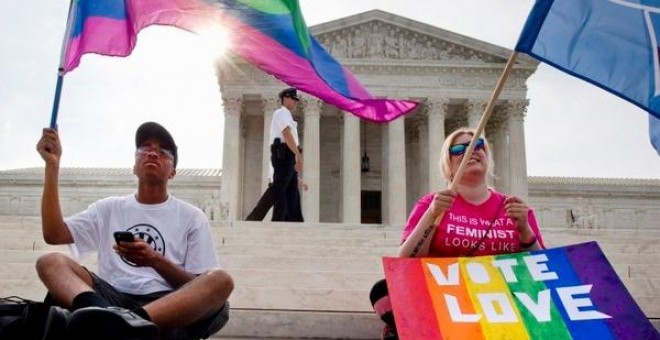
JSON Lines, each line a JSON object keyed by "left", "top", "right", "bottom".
{"left": 50, "top": 73, "right": 65, "bottom": 129}
{"left": 50, "top": 0, "right": 76, "bottom": 129}
{"left": 434, "top": 51, "right": 519, "bottom": 224}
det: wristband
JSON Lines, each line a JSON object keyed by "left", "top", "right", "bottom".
{"left": 520, "top": 234, "right": 537, "bottom": 248}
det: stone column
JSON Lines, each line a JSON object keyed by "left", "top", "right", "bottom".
{"left": 220, "top": 96, "right": 242, "bottom": 221}
{"left": 427, "top": 98, "right": 448, "bottom": 191}
{"left": 385, "top": 117, "right": 407, "bottom": 226}
{"left": 417, "top": 119, "right": 429, "bottom": 198}
{"left": 486, "top": 113, "right": 508, "bottom": 192}
{"left": 506, "top": 100, "right": 530, "bottom": 200}
{"left": 341, "top": 112, "right": 361, "bottom": 223}
{"left": 467, "top": 99, "right": 488, "bottom": 129}
{"left": 302, "top": 98, "right": 322, "bottom": 223}
{"left": 261, "top": 98, "right": 280, "bottom": 192}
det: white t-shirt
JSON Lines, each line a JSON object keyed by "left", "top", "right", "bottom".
{"left": 269, "top": 106, "right": 299, "bottom": 146}
{"left": 64, "top": 194, "right": 220, "bottom": 294}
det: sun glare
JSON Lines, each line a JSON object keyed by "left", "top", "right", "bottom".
{"left": 196, "top": 25, "right": 232, "bottom": 61}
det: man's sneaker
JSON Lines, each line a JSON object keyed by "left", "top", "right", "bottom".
{"left": 42, "top": 306, "right": 71, "bottom": 340}
{"left": 381, "top": 324, "right": 398, "bottom": 340}
{"left": 68, "top": 306, "right": 159, "bottom": 340}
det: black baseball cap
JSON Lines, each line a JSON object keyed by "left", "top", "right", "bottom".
{"left": 278, "top": 87, "right": 300, "bottom": 101}
{"left": 135, "top": 122, "right": 178, "bottom": 168}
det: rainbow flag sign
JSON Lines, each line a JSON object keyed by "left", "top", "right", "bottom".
{"left": 383, "top": 242, "right": 659, "bottom": 340}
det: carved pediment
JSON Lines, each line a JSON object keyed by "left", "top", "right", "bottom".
{"left": 315, "top": 20, "right": 506, "bottom": 64}
{"left": 309, "top": 10, "right": 537, "bottom": 66}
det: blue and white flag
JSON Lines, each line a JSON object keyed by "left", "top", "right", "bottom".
{"left": 516, "top": 0, "right": 660, "bottom": 154}
{"left": 651, "top": 115, "right": 660, "bottom": 155}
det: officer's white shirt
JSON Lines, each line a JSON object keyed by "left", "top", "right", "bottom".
{"left": 269, "top": 106, "right": 299, "bottom": 146}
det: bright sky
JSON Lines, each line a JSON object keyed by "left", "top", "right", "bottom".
{"left": 1, "top": 0, "right": 658, "bottom": 179}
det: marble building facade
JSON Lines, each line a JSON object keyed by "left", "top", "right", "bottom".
{"left": 217, "top": 10, "right": 539, "bottom": 225}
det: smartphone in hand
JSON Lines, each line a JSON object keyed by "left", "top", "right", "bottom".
{"left": 113, "top": 231, "right": 135, "bottom": 244}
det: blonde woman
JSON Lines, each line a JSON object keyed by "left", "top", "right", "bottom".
{"left": 370, "top": 127, "right": 545, "bottom": 340}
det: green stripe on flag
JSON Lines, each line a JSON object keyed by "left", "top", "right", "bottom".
{"left": 286, "top": 0, "right": 312, "bottom": 54}
{"left": 237, "top": 0, "right": 311, "bottom": 55}
{"left": 497, "top": 253, "right": 572, "bottom": 339}
{"left": 236, "top": 0, "right": 290, "bottom": 14}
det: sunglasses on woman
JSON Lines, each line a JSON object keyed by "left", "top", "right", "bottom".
{"left": 449, "top": 137, "right": 485, "bottom": 156}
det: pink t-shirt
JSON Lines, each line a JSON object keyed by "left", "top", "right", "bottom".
{"left": 401, "top": 189, "right": 545, "bottom": 257}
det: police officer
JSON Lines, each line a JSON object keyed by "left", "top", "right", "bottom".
{"left": 269, "top": 88, "right": 304, "bottom": 221}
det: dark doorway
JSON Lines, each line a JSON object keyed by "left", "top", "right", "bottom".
{"left": 361, "top": 191, "right": 382, "bottom": 224}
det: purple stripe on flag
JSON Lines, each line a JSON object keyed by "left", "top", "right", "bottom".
{"left": 564, "top": 242, "right": 660, "bottom": 340}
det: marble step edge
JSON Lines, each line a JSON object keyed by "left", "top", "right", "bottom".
{"left": 2, "top": 252, "right": 660, "bottom": 269}
{"left": 4, "top": 217, "right": 660, "bottom": 236}
{"left": 213, "top": 307, "right": 382, "bottom": 339}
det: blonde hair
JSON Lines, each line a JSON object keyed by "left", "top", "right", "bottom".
{"left": 439, "top": 127, "right": 494, "bottom": 184}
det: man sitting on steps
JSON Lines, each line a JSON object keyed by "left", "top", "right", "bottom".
{"left": 35, "top": 122, "right": 234, "bottom": 339}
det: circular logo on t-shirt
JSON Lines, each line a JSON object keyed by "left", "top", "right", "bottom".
{"left": 118, "top": 224, "right": 166, "bottom": 267}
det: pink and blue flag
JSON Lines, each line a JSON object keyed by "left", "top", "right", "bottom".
{"left": 60, "top": 0, "right": 418, "bottom": 123}
{"left": 516, "top": 0, "right": 660, "bottom": 154}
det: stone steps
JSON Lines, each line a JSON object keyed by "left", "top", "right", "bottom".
{"left": 10, "top": 217, "right": 660, "bottom": 239}
{"left": 3, "top": 236, "right": 660, "bottom": 259}
{"left": 210, "top": 309, "right": 381, "bottom": 339}
{"left": 6, "top": 217, "right": 660, "bottom": 238}
{"left": 1, "top": 216, "right": 659, "bottom": 338}
{"left": 1, "top": 251, "right": 657, "bottom": 314}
